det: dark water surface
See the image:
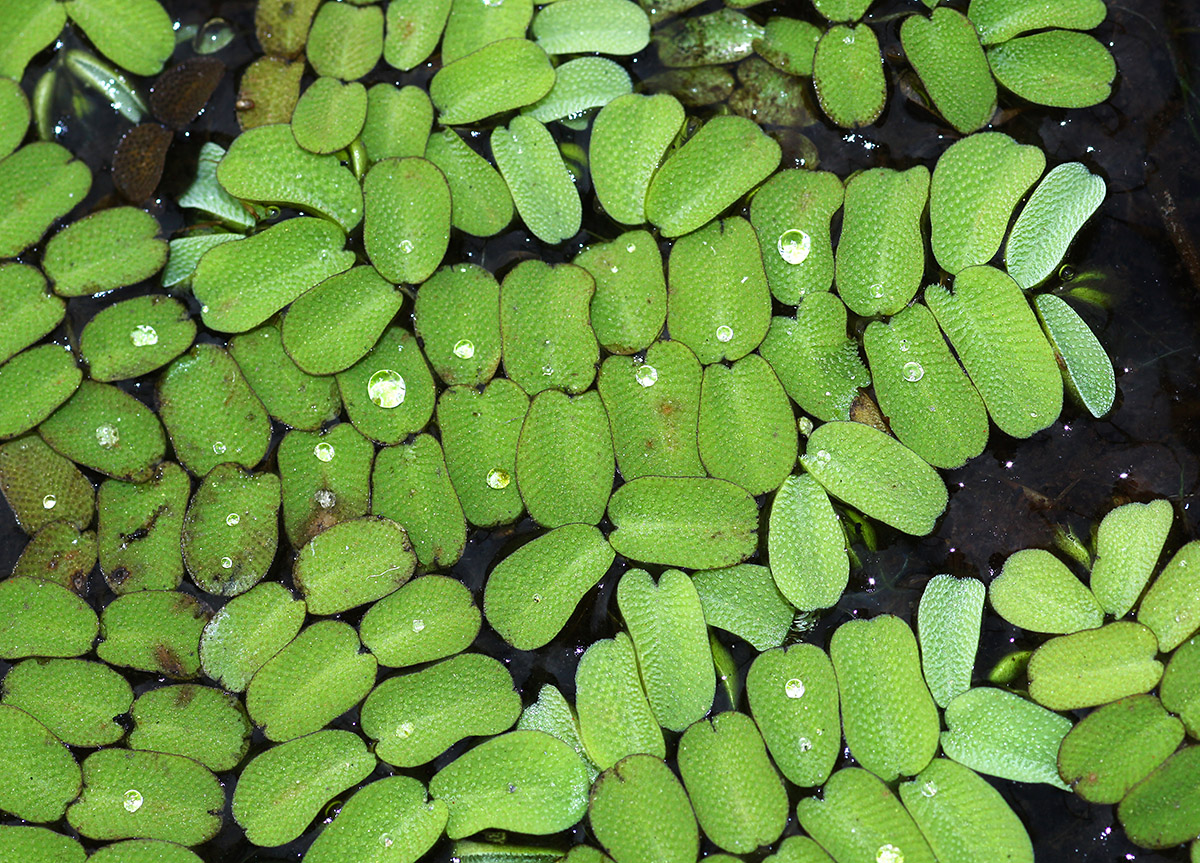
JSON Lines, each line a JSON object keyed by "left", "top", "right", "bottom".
{"left": 1, "top": 0, "right": 1199, "bottom": 861}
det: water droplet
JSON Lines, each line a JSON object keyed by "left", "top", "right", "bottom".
{"left": 412, "top": 618, "right": 425, "bottom": 633}
{"left": 130, "top": 324, "right": 158, "bottom": 347}
{"left": 213, "top": 441, "right": 227, "bottom": 455}
{"left": 813, "top": 449, "right": 832, "bottom": 465}
{"left": 785, "top": 678, "right": 806, "bottom": 698}
{"left": 396, "top": 721, "right": 415, "bottom": 739}
{"left": 876, "top": 844, "right": 904, "bottom": 863}
{"left": 715, "top": 325, "right": 734, "bottom": 343}
{"left": 626, "top": 242, "right": 637, "bottom": 253}
{"left": 798, "top": 417, "right": 814, "bottom": 437}
{"left": 635, "top": 364, "right": 658, "bottom": 387}
{"left": 541, "top": 364, "right": 554, "bottom": 377}
{"left": 367, "top": 369, "right": 406, "bottom": 408}
{"left": 870, "top": 283, "right": 885, "bottom": 299}
{"left": 798, "top": 737, "right": 813, "bottom": 752}
{"left": 486, "top": 469, "right": 510, "bottom": 489}
{"left": 921, "top": 780, "right": 938, "bottom": 797}
{"left": 453, "top": 339, "right": 475, "bottom": 359}
{"left": 220, "top": 556, "right": 233, "bottom": 569}
{"left": 532, "top": 594, "right": 542, "bottom": 603}
{"left": 483, "top": 0, "right": 503, "bottom": 6}
{"left": 194, "top": 17, "right": 234, "bottom": 54}
{"left": 123, "top": 789, "right": 143, "bottom": 813}
{"left": 380, "top": 833, "right": 395, "bottom": 849}
{"left": 398, "top": 239, "right": 414, "bottom": 254}
{"left": 42, "top": 494, "right": 57, "bottom": 509}
{"left": 314, "top": 442, "right": 335, "bottom": 462}
{"left": 225, "top": 512, "right": 240, "bottom": 526}
{"left": 95, "top": 423, "right": 120, "bottom": 449}
{"left": 898, "top": 339, "right": 910, "bottom": 353}
{"left": 777, "top": 228, "right": 812, "bottom": 265}
{"left": 315, "top": 489, "right": 336, "bottom": 509}
{"left": 902, "top": 361, "right": 924, "bottom": 383}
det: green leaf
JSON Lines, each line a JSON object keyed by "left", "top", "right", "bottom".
{"left": 414, "top": 263, "right": 502, "bottom": 385}
{"left": 484, "top": 524, "right": 614, "bottom": 650}
{"left": 812, "top": 24, "right": 886, "bottom": 127}
{"left": 1090, "top": 498, "right": 1173, "bottom": 618}
{"left": 656, "top": 9, "right": 763, "bottom": 67}
{"left": 517, "top": 685, "right": 597, "bottom": 782}
{"left": 232, "top": 730, "right": 375, "bottom": 847}
{"left": 678, "top": 712, "right": 787, "bottom": 853}
{"left": 360, "top": 574, "right": 480, "bottom": 668}
{"left": 764, "top": 836, "right": 834, "bottom": 863}
{"left": 442, "top": 0, "right": 533, "bottom": 64}
{"left": 0, "top": 143, "right": 91, "bottom": 258}
{"left": 80, "top": 295, "right": 195, "bottom": 383}
{"left": 0, "top": 434, "right": 94, "bottom": 534}
{"left": 430, "top": 38, "right": 555, "bottom": 126}
{"left": 1034, "top": 293, "right": 1115, "bottom": 418}
{"left": 925, "top": 265, "right": 1062, "bottom": 437}
{"left": 336, "top": 325, "right": 436, "bottom": 445}
{"left": 645, "top": 116, "right": 780, "bottom": 238}
{"left": 384, "top": 0, "right": 451, "bottom": 70}
{"left": 987, "top": 30, "right": 1116, "bottom": 108}
{"left": 306, "top": 1, "right": 383, "bottom": 80}
{"left": 88, "top": 841, "right": 206, "bottom": 863}
{"left": 0, "top": 705, "right": 81, "bottom": 823}
{"left": 235, "top": 56, "right": 304, "bottom": 130}
{"left": 62, "top": 0, "right": 172, "bottom": 76}
{"left": 67, "top": 749, "right": 220, "bottom": 845}
{"left": 693, "top": 564, "right": 795, "bottom": 651}
{"left": 835, "top": 166, "right": 930, "bottom": 315}
{"left": 362, "top": 652, "right": 520, "bottom": 767}
{"left": 1161, "top": 636, "right": 1200, "bottom": 738}
{"left": 253, "top": 0, "right": 320, "bottom": 59}
{"left": 372, "top": 434, "right": 467, "bottom": 568}
{"left": 0, "top": 77, "right": 30, "bottom": 160}
{"left": 917, "top": 575, "right": 985, "bottom": 708}
{"left": 492, "top": 115, "right": 582, "bottom": 245}
{"left": 304, "top": 776, "right": 448, "bottom": 863}
{"left": 0, "top": 344, "right": 80, "bottom": 440}
{"left": 1005, "top": 162, "right": 1106, "bottom": 289}
{"left": 97, "top": 463, "right": 188, "bottom": 593}
{"left": 500, "top": 260, "right": 598, "bottom": 394}
{"left": 157, "top": 344, "right": 270, "bottom": 477}
{"left": 930, "top": 132, "right": 1046, "bottom": 275}
{"left": 588, "top": 755, "right": 698, "bottom": 863}
{"left": 968, "top": 0, "right": 1107, "bottom": 46}
{"left": 797, "top": 768, "right": 936, "bottom": 863}
{"left": 1139, "top": 540, "right": 1200, "bottom": 652}
{"left": 524, "top": 56, "right": 632, "bottom": 123}
{"left": 361, "top": 84, "right": 431, "bottom": 163}
{"left": 228, "top": 321, "right": 341, "bottom": 431}
{"left": 129, "top": 685, "right": 250, "bottom": 773}
{"left": 0, "top": 0, "right": 66, "bottom": 80}
{"left": 431, "top": 730, "right": 590, "bottom": 839}
{"left": 291, "top": 78, "right": 367, "bottom": 155}
{"left": 0, "top": 264, "right": 64, "bottom": 365}
{"left": 899, "top": 759, "right": 1034, "bottom": 863}
{"left": 755, "top": 17, "right": 821, "bottom": 77}
{"left": 97, "top": 591, "right": 211, "bottom": 679}
{"left": 1118, "top": 746, "right": 1200, "bottom": 849}
{"left": 364, "top": 156, "right": 451, "bottom": 285}
{"left": 177, "top": 143, "right": 255, "bottom": 230}
{"left": 812, "top": 0, "right": 873, "bottom": 21}
{"left": 39, "top": 380, "right": 165, "bottom": 482}
{"left": 161, "top": 234, "right": 242, "bottom": 288}
{"left": 199, "top": 582, "right": 306, "bottom": 693}
{"left": 217, "top": 125, "right": 363, "bottom": 232}
{"left": 11, "top": 521, "right": 95, "bottom": 593}
{"left": 940, "top": 687, "right": 1071, "bottom": 788}
{"left": 533, "top": 0, "right": 649, "bottom": 55}
{"left": 900, "top": 8, "right": 996, "bottom": 134}
{"left": 1028, "top": 621, "right": 1164, "bottom": 711}
{"left": 574, "top": 230, "right": 666, "bottom": 355}
{"left": 0, "top": 826, "right": 84, "bottom": 863}
{"left": 181, "top": 464, "right": 280, "bottom": 596}
{"left": 988, "top": 547, "right": 1103, "bottom": 633}
{"left": 575, "top": 633, "right": 665, "bottom": 770}
{"left": 750, "top": 169, "right": 843, "bottom": 305}
{"left": 608, "top": 477, "right": 758, "bottom": 569}
{"left": 1, "top": 659, "right": 130, "bottom": 747}
{"left": 767, "top": 473, "right": 848, "bottom": 610}
{"left": 292, "top": 517, "right": 415, "bottom": 614}
{"left": 423, "top": 130, "right": 513, "bottom": 238}
{"left": 590, "top": 93, "right": 684, "bottom": 226}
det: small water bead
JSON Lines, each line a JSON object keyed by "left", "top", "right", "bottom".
{"left": 123, "top": 789, "right": 143, "bottom": 813}
{"left": 313, "top": 442, "right": 335, "bottom": 462}
{"left": 634, "top": 364, "right": 658, "bottom": 387}
{"left": 626, "top": 242, "right": 637, "bottom": 253}
{"left": 42, "top": 494, "right": 57, "bottom": 509}
{"left": 902, "top": 361, "right": 924, "bottom": 383}
{"left": 920, "top": 780, "right": 938, "bottom": 798}
{"left": 777, "top": 228, "right": 812, "bottom": 265}
{"left": 785, "top": 678, "right": 806, "bottom": 698}
{"left": 130, "top": 324, "right": 158, "bottom": 347}
{"left": 813, "top": 449, "right": 832, "bottom": 465}
{"left": 798, "top": 737, "right": 813, "bottom": 752}
{"left": 897, "top": 338, "right": 910, "bottom": 353}
{"left": 213, "top": 441, "right": 227, "bottom": 455}
{"left": 95, "top": 423, "right": 120, "bottom": 449}
{"left": 798, "top": 416, "right": 814, "bottom": 437}
{"left": 486, "top": 468, "right": 511, "bottom": 489}
{"left": 541, "top": 364, "right": 554, "bottom": 377}
{"left": 220, "top": 557, "right": 233, "bottom": 569}
{"left": 715, "top": 325, "right": 734, "bottom": 343}
{"left": 367, "top": 369, "right": 406, "bottom": 408}
{"left": 411, "top": 619, "right": 425, "bottom": 633}
{"left": 452, "top": 339, "right": 475, "bottom": 359}
{"left": 876, "top": 844, "right": 904, "bottom": 863}
{"left": 870, "top": 283, "right": 885, "bottom": 299}
{"left": 482, "top": 0, "right": 504, "bottom": 6}
{"left": 397, "top": 239, "right": 414, "bottom": 254}
{"left": 395, "top": 721, "right": 414, "bottom": 739}
{"left": 314, "top": 489, "right": 336, "bottom": 509}
{"left": 225, "top": 512, "right": 240, "bottom": 527}
{"left": 380, "top": 834, "right": 395, "bottom": 849}
{"left": 532, "top": 594, "right": 542, "bottom": 603}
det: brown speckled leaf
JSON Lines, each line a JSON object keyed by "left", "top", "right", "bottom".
{"left": 150, "top": 57, "right": 225, "bottom": 130}
{"left": 112, "top": 123, "right": 172, "bottom": 202}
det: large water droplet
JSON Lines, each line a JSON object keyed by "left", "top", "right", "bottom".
{"left": 95, "top": 423, "right": 120, "bottom": 449}
{"left": 123, "top": 789, "right": 143, "bottom": 813}
{"left": 486, "top": 468, "right": 511, "bottom": 489}
{"left": 225, "top": 512, "right": 240, "bottom": 527}
{"left": 42, "top": 494, "right": 57, "bottom": 509}
{"left": 367, "top": 369, "right": 406, "bottom": 408}
{"left": 130, "top": 324, "right": 158, "bottom": 347}
{"left": 220, "top": 556, "right": 233, "bottom": 569}
{"left": 785, "top": 678, "right": 806, "bottom": 698}
{"left": 453, "top": 339, "right": 475, "bottom": 359}
{"left": 902, "top": 361, "right": 924, "bottom": 383}
{"left": 397, "top": 239, "right": 414, "bottom": 254}
{"left": 635, "top": 364, "right": 658, "bottom": 387}
{"left": 876, "top": 844, "right": 904, "bottom": 863}
{"left": 213, "top": 441, "right": 227, "bottom": 455}
{"left": 314, "top": 442, "right": 335, "bottom": 462}
{"left": 777, "top": 228, "right": 812, "bottom": 265}
{"left": 715, "top": 325, "right": 734, "bottom": 343}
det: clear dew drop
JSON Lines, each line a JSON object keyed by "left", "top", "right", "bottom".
{"left": 785, "top": 678, "right": 806, "bottom": 698}
{"left": 902, "top": 361, "right": 925, "bottom": 383}
{"left": 715, "top": 325, "right": 734, "bottom": 343}
{"left": 314, "top": 489, "right": 336, "bottom": 509}
{"left": 95, "top": 423, "right": 120, "bottom": 449}
{"left": 367, "top": 369, "right": 406, "bottom": 408}
{"left": 398, "top": 239, "right": 414, "bottom": 254}
{"left": 813, "top": 449, "right": 832, "bottom": 466}
{"left": 798, "top": 737, "right": 813, "bottom": 752}
{"left": 870, "top": 283, "right": 885, "bottom": 299}
{"left": 777, "top": 228, "right": 812, "bottom": 265}
{"left": 876, "top": 844, "right": 904, "bottom": 863}
{"left": 213, "top": 441, "right": 227, "bottom": 455}
{"left": 483, "top": 0, "right": 504, "bottom": 6}
{"left": 626, "top": 242, "right": 637, "bottom": 253}
{"left": 314, "top": 442, "right": 335, "bottom": 462}
{"left": 42, "top": 494, "right": 57, "bottom": 509}
{"left": 921, "top": 780, "right": 938, "bottom": 797}
{"left": 635, "top": 364, "right": 658, "bottom": 387}
{"left": 798, "top": 416, "right": 814, "bottom": 437}
{"left": 380, "top": 833, "right": 395, "bottom": 849}
{"left": 486, "top": 468, "right": 511, "bottom": 489}
{"left": 541, "top": 364, "right": 554, "bottom": 377}
{"left": 225, "top": 512, "right": 240, "bottom": 527}
{"left": 396, "top": 721, "right": 415, "bottom": 739}
{"left": 129, "top": 324, "right": 158, "bottom": 347}
{"left": 411, "top": 618, "right": 425, "bottom": 633}
{"left": 453, "top": 339, "right": 475, "bottom": 359}
{"left": 898, "top": 338, "right": 910, "bottom": 353}
{"left": 609, "top": 265, "right": 619, "bottom": 274}
{"left": 220, "top": 556, "right": 233, "bottom": 569}
{"left": 123, "top": 789, "right": 143, "bottom": 813}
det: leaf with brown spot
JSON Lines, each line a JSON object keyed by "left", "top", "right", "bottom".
{"left": 237, "top": 55, "right": 305, "bottom": 130}
{"left": 150, "top": 57, "right": 225, "bottom": 130}
{"left": 112, "top": 123, "right": 172, "bottom": 202}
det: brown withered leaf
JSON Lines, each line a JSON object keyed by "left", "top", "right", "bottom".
{"left": 150, "top": 57, "right": 225, "bottom": 130}
{"left": 112, "top": 123, "right": 173, "bottom": 202}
